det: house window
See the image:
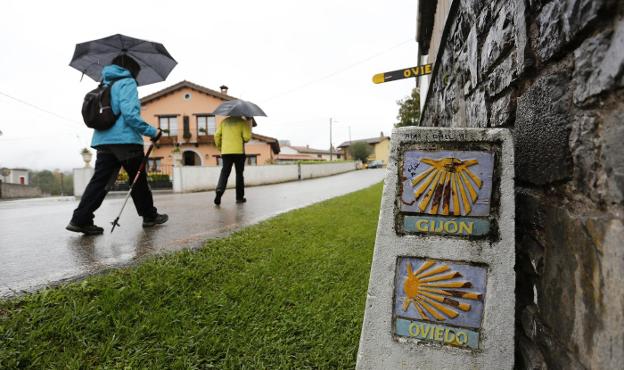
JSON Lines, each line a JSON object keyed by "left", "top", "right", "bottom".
{"left": 148, "top": 158, "right": 161, "bottom": 172}
{"left": 159, "top": 116, "right": 178, "bottom": 136}
{"left": 197, "top": 115, "right": 216, "bottom": 135}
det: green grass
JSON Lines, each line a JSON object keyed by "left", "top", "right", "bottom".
{"left": 0, "top": 183, "right": 382, "bottom": 369}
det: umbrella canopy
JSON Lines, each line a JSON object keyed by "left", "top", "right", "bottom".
{"left": 69, "top": 34, "right": 177, "bottom": 86}
{"left": 212, "top": 99, "right": 267, "bottom": 118}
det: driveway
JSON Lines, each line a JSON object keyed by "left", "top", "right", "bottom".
{"left": 0, "top": 169, "right": 385, "bottom": 297}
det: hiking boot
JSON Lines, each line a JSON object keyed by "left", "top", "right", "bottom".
{"left": 214, "top": 190, "right": 223, "bottom": 205}
{"left": 66, "top": 222, "right": 104, "bottom": 235}
{"left": 236, "top": 197, "right": 247, "bottom": 204}
{"left": 142, "top": 213, "right": 169, "bottom": 227}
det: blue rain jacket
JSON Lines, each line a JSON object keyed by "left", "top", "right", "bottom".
{"left": 91, "top": 65, "right": 157, "bottom": 147}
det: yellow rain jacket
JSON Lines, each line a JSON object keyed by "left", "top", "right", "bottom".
{"left": 214, "top": 117, "right": 252, "bottom": 154}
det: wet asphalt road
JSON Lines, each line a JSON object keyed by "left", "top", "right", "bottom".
{"left": 0, "top": 169, "right": 385, "bottom": 297}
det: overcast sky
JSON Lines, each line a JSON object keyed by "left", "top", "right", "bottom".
{"left": 0, "top": 0, "right": 419, "bottom": 170}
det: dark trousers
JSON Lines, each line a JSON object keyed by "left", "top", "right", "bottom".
{"left": 71, "top": 150, "right": 157, "bottom": 226}
{"left": 216, "top": 154, "right": 246, "bottom": 200}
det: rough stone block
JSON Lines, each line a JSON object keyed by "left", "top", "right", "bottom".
{"left": 490, "top": 90, "right": 515, "bottom": 127}
{"left": 535, "top": 1, "right": 566, "bottom": 62}
{"left": 521, "top": 303, "right": 586, "bottom": 370}
{"left": 467, "top": 25, "right": 479, "bottom": 89}
{"left": 512, "top": 0, "right": 529, "bottom": 76}
{"left": 514, "top": 69, "right": 573, "bottom": 185}
{"left": 460, "top": 0, "right": 487, "bottom": 22}
{"left": 516, "top": 187, "right": 624, "bottom": 369}
{"left": 536, "top": 202, "right": 624, "bottom": 369}
{"left": 564, "top": 0, "right": 609, "bottom": 39}
{"left": 518, "top": 335, "right": 547, "bottom": 370}
{"left": 527, "top": 0, "right": 547, "bottom": 13}
{"left": 569, "top": 114, "right": 607, "bottom": 203}
{"left": 487, "top": 51, "right": 518, "bottom": 96}
{"left": 477, "top": 6, "right": 491, "bottom": 35}
{"left": 602, "top": 109, "right": 624, "bottom": 204}
{"left": 573, "top": 31, "right": 610, "bottom": 103}
{"left": 456, "top": 46, "right": 473, "bottom": 96}
{"left": 466, "top": 89, "right": 488, "bottom": 127}
{"left": 450, "top": 14, "right": 471, "bottom": 55}
{"left": 481, "top": 6, "right": 514, "bottom": 74}
{"left": 574, "top": 19, "right": 624, "bottom": 105}
{"left": 444, "top": 82, "right": 461, "bottom": 123}
{"left": 357, "top": 127, "right": 515, "bottom": 370}
{"left": 535, "top": 0, "right": 610, "bottom": 63}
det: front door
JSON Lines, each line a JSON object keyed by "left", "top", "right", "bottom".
{"left": 182, "top": 151, "right": 201, "bottom": 166}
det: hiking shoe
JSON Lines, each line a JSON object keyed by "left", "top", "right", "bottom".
{"left": 214, "top": 190, "right": 223, "bottom": 205}
{"left": 236, "top": 198, "right": 247, "bottom": 204}
{"left": 142, "top": 213, "right": 169, "bottom": 227}
{"left": 66, "top": 222, "right": 104, "bottom": 235}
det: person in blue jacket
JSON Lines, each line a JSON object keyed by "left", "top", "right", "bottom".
{"left": 67, "top": 54, "right": 168, "bottom": 235}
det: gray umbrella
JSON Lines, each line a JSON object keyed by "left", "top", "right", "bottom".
{"left": 212, "top": 99, "right": 267, "bottom": 117}
{"left": 69, "top": 34, "right": 177, "bottom": 86}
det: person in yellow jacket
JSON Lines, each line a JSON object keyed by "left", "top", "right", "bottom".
{"left": 214, "top": 116, "right": 252, "bottom": 205}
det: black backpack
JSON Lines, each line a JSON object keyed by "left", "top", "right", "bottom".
{"left": 81, "top": 78, "right": 126, "bottom": 130}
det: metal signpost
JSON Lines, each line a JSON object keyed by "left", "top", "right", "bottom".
{"left": 372, "top": 64, "right": 433, "bottom": 84}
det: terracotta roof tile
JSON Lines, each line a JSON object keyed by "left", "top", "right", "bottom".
{"left": 141, "top": 80, "right": 235, "bottom": 105}
{"left": 337, "top": 136, "right": 390, "bottom": 148}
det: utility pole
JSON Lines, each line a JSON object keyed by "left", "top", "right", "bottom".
{"left": 329, "top": 118, "right": 333, "bottom": 161}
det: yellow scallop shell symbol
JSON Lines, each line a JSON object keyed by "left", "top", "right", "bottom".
{"left": 402, "top": 260, "right": 482, "bottom": 322}
{"left": 410, "top": 157, "right": 483, "bottom": 216}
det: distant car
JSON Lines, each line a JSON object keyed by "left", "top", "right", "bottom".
{"left": 366, "top": 160, "right": 384, "bottom": 169}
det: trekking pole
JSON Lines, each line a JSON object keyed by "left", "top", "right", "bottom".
{"left": 110, "top": 130, "right": 162, "bottom": 233}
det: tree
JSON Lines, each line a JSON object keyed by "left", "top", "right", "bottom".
{"left": 395, "top": 87, "right": 421, "bottom": 127}
{"left": 31, "top": 170, "right": 57, "bottom": 195}
{"left": 30, "top": 170, "right": 74, "bottom": 196}
{"left": 349, "top": 141, "right": 373, "bottom": 163}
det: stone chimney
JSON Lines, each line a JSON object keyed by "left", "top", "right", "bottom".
{"left": 380, "top": 131, "right": 384, "bottom": 137}
{"left": 220, "top": 85, "right": 229, "bottom": 94}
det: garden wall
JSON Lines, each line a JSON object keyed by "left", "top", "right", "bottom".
{"left": 173, "top": 162, "right": 357, "bottom": 193}
{"left": 0, "top": 182, "right": 42, "bottom": 199}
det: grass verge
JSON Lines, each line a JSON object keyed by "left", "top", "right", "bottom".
{"left": 0, "top": 183, "right": 382, "bottom": 369}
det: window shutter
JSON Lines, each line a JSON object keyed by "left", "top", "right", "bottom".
{"left": 183, "top": 115, "right": 191, "bottom": 139}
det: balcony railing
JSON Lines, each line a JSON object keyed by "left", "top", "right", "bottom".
{"left": 158, "top": 136, "right": 177, "bottom": 145}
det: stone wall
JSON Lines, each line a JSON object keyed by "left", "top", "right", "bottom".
{"left": 419, "top": 0, "right": 623, "bottom": 368}
{"left": 0, "top": 182, "right": 42, "bottom": 199}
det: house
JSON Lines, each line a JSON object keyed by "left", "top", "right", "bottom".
{"left": 337, "top": 132, "right": 390, "bottom": 164}
{"left": 0, "top": 168, "right": 42, "bottom": 199}
{"left": 140, "top": 81, "right": 280, "bottom": 170}
{"left": 0, "top": 168, "right": 29, "bottom": 185}
{"left": 276, "top": 145, "right": 343, "bottom": 162}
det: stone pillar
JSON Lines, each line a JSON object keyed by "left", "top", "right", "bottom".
{"left": 73, "top": 167, "right": 94, "bottom": 198}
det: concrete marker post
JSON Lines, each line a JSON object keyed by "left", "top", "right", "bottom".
{"left": 357, "top": 127, "right": 514, "bottom": 370}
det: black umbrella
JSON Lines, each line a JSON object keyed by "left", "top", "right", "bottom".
{"left": 212, "top": 99, "right": 267, "bottom": 118}
{"left": 69, "top": 34, "right": 177, "bottom": 86}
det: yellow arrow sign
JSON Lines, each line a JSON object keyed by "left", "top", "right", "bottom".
{"left": 372, "top": 64, "right": 433, "bottom": 84}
